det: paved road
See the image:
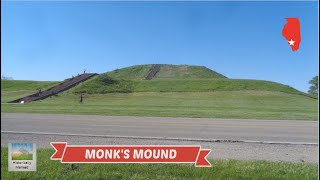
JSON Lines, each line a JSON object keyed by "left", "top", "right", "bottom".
{"left": 1, "top": 113, "right": 318, "bottom": 163}
{"left": 1, "top": 113, "right": 318, "bottom": 144}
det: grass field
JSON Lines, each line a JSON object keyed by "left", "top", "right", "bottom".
{"left": 1, "top": 80, "right": 58, "bottom": 91}
{"left": 1, "top": 80, "right": 59, "bottom": 102}
{"left": 1, "top": 91, "right": 318, "bottom": 120}
{"left": 1, "top": 147, "right": 318, "bottom": 180}
{"left": 1, "top": 64, "right": 318, "bottom": 120}
{"left": 12, "top": 153, "right": 33, "bottom": 160}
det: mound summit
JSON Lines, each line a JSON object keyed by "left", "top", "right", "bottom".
{"left": 72, "top": 64, "right": 310, "bottom": 97}
{"left": 105, "top": 64, "right": 227, "bottom": 80}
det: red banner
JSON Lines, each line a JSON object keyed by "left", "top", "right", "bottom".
{"left": 50, "top": 142, "right": 211, "bottom": 167}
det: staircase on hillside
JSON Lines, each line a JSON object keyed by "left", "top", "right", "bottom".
{"left": 8, "top": 73, "right": 98, "bottom": 103}
{"left": 144, "top": 64, "right": 161, "bottom": 80}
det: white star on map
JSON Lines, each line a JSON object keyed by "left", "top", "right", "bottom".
{"left": 288, "top": 39, "right": 295, "bottom": 46}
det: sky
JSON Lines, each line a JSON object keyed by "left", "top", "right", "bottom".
{"left": 1, "top": 1, "right": 318, "bottom": 92}
{"left": 12, "top": 143, "right": 33, "bottom": 153}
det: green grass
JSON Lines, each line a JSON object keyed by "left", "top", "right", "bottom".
{"left": 72, "top": 74, "right": 312, "bottom": 97}
{"left": 106, "top": 64, "right": 153, "bottom": 80}
{"left": 1, "top": 147, "right": 318, "bottom": 180}
{"left": 71, "top": 75, "right": 135, "bottom": 94}
{"left": 85, "top": 64, "right": 229, "bottom": 94}
{"left": 1, "top": 67, "right": 318, "bottom": 120}
{"left": 72, "top": 64, "right": 311, "bottom": 97}
{"left": 1, "top": 90, "right": 39, "bottom": 103}
{"left": 151, "top": 64, "right": 227, "bottom": 79}
{"left": 1, "top": 80, "right": 60, "bottom": 103}
{"left": 1, "top": 80, "right": 59, "bottom": 91}
{"left": 1, "top": 91, "right": 318, "bottom": 120}
{"left": 133, "top": 79, "right": 309, "bottom": 95}
{"left": 12, "top": 154, "right": 33, "bottom": 160}
{"left": 106, "top": 64, "right": 227, "bottom": 80}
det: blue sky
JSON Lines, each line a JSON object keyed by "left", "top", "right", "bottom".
{"left": 12, "top": 143, "right": 33, "bottom": 153}
{"left": 1, "top": 1, "right": 318, "bottom": 92}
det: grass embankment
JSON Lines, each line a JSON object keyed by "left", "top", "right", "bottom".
{"left": 71, "top": 73, "right": 311, "bottom": 97}
{"left": 1, "top": 91, "right": 318, "bottom": 120}
{"left": 1, "top": 147, "right": 318, "bottom": 180}
{"left": 1, "top": 80, "right": 59, "bottom": 102}
{"left": 1, "top": 65, "right": 317, "bottom": 120}
{"left": 105, "top": 64, "right": 227, "bottom": 80}
{"left": 1, "top": 80, "right": 59, "bottom": 91}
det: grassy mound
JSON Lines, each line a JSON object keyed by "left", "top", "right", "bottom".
{"left": 74, "top": 75, "right": 134, "bottom": 93}
{"left": 1, "top": 70, "right": 318, "bottom": 120}
{"left": 106, "top": 64, "right": 227, "bottom": 80}
{"left": 133, "top": 79, "right": 306, "bottom": 94}
{"left": 2, "top": 65, "right": 309, "bottom": 98}
{"left": 71, "top": 64, "right": 312, "bottom": 97}
{"left": 72, "top": 74, "right": 311, "bottom": 98}
{"left": 106, "top": 65, "right": 152, "bottom": 80}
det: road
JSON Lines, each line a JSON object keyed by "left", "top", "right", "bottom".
{"left": 1, "top": 113, "right": 318, "bottom": 163}
{"left": 1, "top": 113, "right": 318, "bottom": 143}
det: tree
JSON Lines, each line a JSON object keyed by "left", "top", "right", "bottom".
{"left": 308, "top": 76, "right": 318, "bottom": 96}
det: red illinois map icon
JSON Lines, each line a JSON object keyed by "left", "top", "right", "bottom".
{"left": 282, "top": 18, "right": 301, "bottom": 51}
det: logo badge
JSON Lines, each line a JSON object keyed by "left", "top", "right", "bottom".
{"left": 8, "top": 143, "right": 37, "bottom": 171}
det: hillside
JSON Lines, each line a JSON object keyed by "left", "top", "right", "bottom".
{"left": 1, "top": 65, "right": 318, "bottom": 120}
{"left": 71, "top": 65, "right": 311, "bottom": 98}
{"left": 1, "top": 80, "right": 59, "bottom": 102}
{"left": 1, "top": 80, "right": 58, "bottom": 92}
{"left": 106, "top": 64, "right": 227, "bottom": 79}
{"left": 1, "top": 65, "right": 313, "bottom": 98}
{"left": 72, "top": 75, "right": 309, "bottom": 96}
